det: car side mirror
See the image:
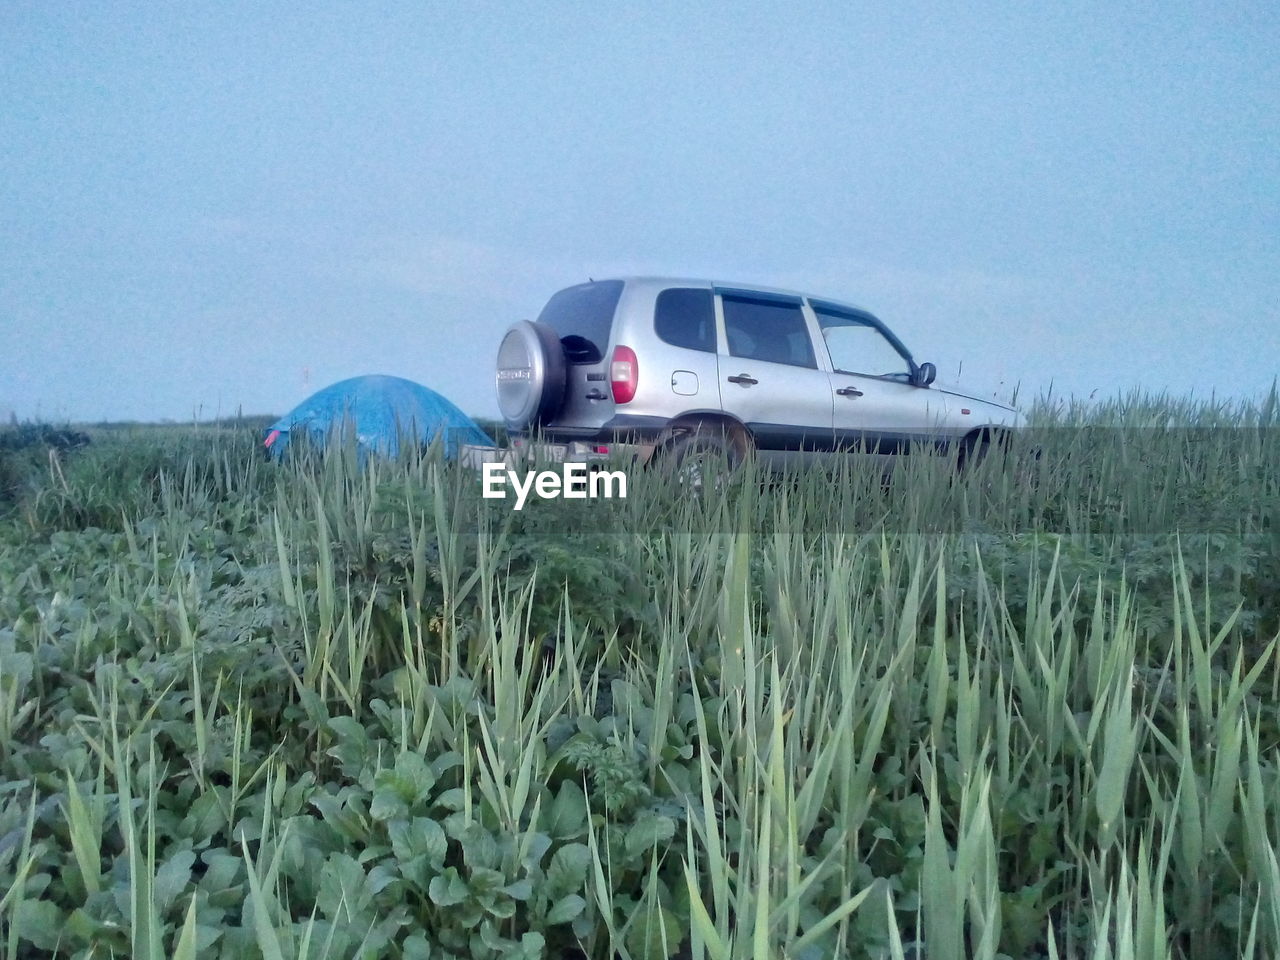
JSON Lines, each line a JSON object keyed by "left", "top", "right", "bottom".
{"left": 915, "top": 361, "right": 937, "bottom": 387}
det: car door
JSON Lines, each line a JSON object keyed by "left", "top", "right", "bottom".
{"left": 808, "top": 301, "right": 952, "bottom": 452}
{"left": 715, "top": 288, "right": 834, "bottom": 451}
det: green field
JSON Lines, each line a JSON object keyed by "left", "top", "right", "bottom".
{"left": 1, "top": 393, "right": 1279, "bottom": 959}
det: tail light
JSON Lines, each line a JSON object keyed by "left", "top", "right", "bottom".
{"left": 610, "top": 345, "right": 638, "bottom": 403}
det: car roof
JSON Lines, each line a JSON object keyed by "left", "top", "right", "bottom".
{"left": 598, "top": 276, "right": 872, "bottom": 315}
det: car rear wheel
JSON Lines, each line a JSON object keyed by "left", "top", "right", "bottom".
{"left": 495, "top": 320, "right": 568, "bottom": 431}
{"left": 660, "top": 425, "right": 751, "bottom": 494}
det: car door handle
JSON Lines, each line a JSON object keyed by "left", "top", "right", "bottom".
{"left": 727, "top": 374, "right": 758, "bottom": 386}
{"left": 584, "top": 389, "right": 608, "bottom": 400}
{"left": 836, "top": 386, "right": 864, "bottom": 397}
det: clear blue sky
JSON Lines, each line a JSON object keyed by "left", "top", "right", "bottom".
{"left": 3, "top": 1, "right": 1277, "bottom": 422}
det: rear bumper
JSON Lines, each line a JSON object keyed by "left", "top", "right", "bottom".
{"left": 501, "top": 413, "right": 669, "bottom": 463}
{"left": 505, "top": 437, "right": 651, "bottom": 465}
{"left": 513, "top": 414, "right": 671, "bottom": 445}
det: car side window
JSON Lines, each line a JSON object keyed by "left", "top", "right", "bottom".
{"left": 814, "top": 308, "right": 912, "bottom": 380}
{"left": 722, "top": 295, "right": 817, "bottom": 369}
{"left": 654, "top": 288, "right": 716, "bottom": 352}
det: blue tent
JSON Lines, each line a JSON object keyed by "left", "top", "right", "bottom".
{"left": 264, "top": 375, "right": 494, "bottom": 460}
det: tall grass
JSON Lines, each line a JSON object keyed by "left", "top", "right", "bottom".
{"left": 0, "top": 391, "right": 1277, "bottom": 957}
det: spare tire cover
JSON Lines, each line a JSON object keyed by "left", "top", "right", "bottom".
{"left": 495, "top": 320, "right": 568, "bottom": 429}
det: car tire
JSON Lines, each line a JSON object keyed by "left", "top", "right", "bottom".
{"left": 957, "top": 431, "right": 992, "bottom": 472}
{"left": 660, "top": 425, "right": 751, "bottom": 493}
{"left": 957, "top": 429, "right": 1030, "bottom": 486}
{"left": 495, "top": 320, "right": 568, "bottom": 431}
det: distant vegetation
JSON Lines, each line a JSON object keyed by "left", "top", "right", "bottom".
{"left": 0, "top": 423, "right": 91, "bottom": 453}
{"left": 0, "top": 391, "right": 1277, "bottom": 959}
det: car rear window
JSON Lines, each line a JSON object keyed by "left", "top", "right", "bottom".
{"left": 654, "top": 288, "right": 715, "bottom": 352}
{"left": 535, "top": 280, "right": 624, "bottom": 364}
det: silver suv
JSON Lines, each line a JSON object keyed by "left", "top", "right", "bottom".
{"left": 495, "top": 277, "right": 1022, "bottom": 469}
